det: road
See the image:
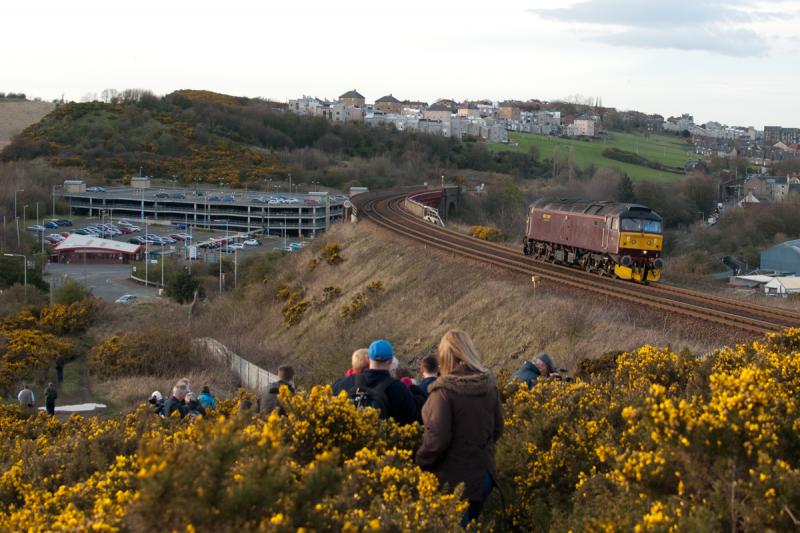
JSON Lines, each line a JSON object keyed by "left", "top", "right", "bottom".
{"left": 45, "top": 263, "right": 160, "bottom": 301}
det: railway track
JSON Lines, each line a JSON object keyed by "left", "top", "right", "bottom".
{"left": 355, "top": 190, "right": 800, "bottom": 336}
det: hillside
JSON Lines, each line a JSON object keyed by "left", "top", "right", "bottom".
{"left": 0, "top": 100, "right": 55, "bottom": 150}
{"left": 0, "top": 90, "right": 545, "bottom": 189}
{"left": 194, "top": 222, "right": 717, "bottom": 383}
{"left": 491, "top": 131, "right": 693, "bottom": 181}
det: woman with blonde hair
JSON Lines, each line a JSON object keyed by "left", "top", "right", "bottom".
{"left": 416, "top": 329, "right": 504, "bottom": 527}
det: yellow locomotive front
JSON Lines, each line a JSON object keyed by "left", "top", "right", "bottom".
{"left": 613, "top": 216, "right": 664, "bottom": 282}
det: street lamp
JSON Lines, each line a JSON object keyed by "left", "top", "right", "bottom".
{"left": 22, "top": 205, "right": 28, "bottom": 231}
{"left": 14, "top": 189, "right": 24, "bottom": 219}
{"left": 4, "top": 253, "right": 27, "bottom": 302}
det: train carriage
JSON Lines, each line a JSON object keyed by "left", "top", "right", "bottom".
{"left": 523, "top": 199, "right": 664, "bottom": 282}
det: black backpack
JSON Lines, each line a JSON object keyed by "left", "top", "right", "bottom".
{"left": 348, "top": 374, "right": 392, "bottom": 419}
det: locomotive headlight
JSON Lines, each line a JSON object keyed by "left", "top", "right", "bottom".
{"left": 647, "top": 239, "right": 653, "bottom": 246}
{"left": 621, "top": 255, "right": 632, "bottom": 266}
{"left": 643, "top": 251, "right": 647, "bottom": 254}
{"left": 631, "top": 239, "right": 637, "bottom": 245}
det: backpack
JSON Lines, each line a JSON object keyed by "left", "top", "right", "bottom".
{"left": 348, "top": 374, "right": 392, "bottom": 419}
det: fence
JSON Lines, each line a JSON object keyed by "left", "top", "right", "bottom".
{"left": 193, "top": 337, "right": 279, "bottom": 395}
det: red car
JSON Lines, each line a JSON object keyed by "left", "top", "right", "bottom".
{"left": 169, "top": 233, "right": 186, "bottom": 241}
{"left": 118, "top": 226, "right": 134, "bottom": 234}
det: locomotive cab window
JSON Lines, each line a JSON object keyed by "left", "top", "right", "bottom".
{"left": 620, "top": 218, "right": 662, "bottom": 233}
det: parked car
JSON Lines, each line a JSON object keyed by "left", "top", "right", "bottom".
{"left": 117, "top": 220, "right": 135, "bottom": 227}
{"left": 45, "top": 234, "right": 64, "bottom": 244}
{"left": 155, "top": 192, "right": 170, "bottom": 199}
{"left": 290, "top": 242, "right": 302, "bottom": 250}
{"left": 86, "top": 186, "right": 107, "bottom": 193}
{"left": 126, "top": 226, "right": 142, "bottom": 232}
{"left": 168, "top": 233, "right": 186, "bottom": 241}
{"left": 176, "top": 233, "right": 192, "bottom": 240}
{"left": 243, "top": 239, "right": 261, "bottom": 246}
{"left": 58, "top": 232, "right": 71, "bottom": 238}
{"left": 43, "top": 221, "right": 59, "bottom": 229}
{"left": 74, "top": 229, "right": 92, "bottom": 235}
{"left": 128, "top": 237, "right": 145, "bottom": 244}
{"left": 171, "top": 193, "right": 186, "bottom": 199}
{"left": 229, "top": 242, "right": 245, "bottom": 250}
{"left": 115, "top": 294, "right": 138, "bottom": 304}
{"left": 56, "top": 219, "right": 73, "bottom": 226}
{"left": 222, "top": 195, "right": 236, "bottom": 202}
{"left": 283, "top": 246, "right": 294, "bottom": 252}
{"left": 207, "top": 195, "right": 222, "bottom": 202}
{"left": 27, "top": 225, "right": 46, "bottom": 232}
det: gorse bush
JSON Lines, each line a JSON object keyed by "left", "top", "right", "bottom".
{"left": 5, "top": 330, "right": 800, "bottom": 530}
{"left": 0, "top": 304, "right": 92, "bottom": 394}
{"left": 469, "top": 225, "right": 506, "bottom": 242}
{"left": 88, "top": 329, "right": 191, "bottom": 379}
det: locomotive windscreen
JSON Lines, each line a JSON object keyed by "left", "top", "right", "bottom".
{"left": 620, "top": 218, "right": 662, "bottom": 233}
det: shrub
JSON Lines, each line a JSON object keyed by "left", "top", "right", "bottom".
{"left": 340, "top": 293, "right": 368, "bottom": 322}
{"left": 469, "top": 225, "right": 506, "bottom": 242}
{"left": 38, "top": 300, "right": 95, "bottom": 335}
{"left": 164, "top": 268, "right": 203, "bottom": 304}
{"left": 52, "top": 279, "right": 91, "bottom": 305}
{"left": 322, "top": 286, "right": 342, "bottom": 302}
{"left": 88, "top": 329, "right": 191, "bottom": 379}
{"left": 322, "top": 243, "right": 343, "bottom": 265}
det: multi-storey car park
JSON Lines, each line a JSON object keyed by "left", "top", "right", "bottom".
{"left": 60, "top": 181, "right": 346, "bottom": 237}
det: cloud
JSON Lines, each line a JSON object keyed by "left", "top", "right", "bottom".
{"left": 529, "top": 0, "right": 791, "bottom": 56}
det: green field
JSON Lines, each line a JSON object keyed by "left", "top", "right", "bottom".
{"left": 491, "top": 131, "right": 695, "bottom": 181}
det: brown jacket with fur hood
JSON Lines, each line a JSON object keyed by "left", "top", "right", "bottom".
{"left": 415, "top": 363, "right": 504, "bottom": 501}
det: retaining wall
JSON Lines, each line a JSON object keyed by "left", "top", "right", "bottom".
{"left": 193, "top": 337, "right": 279, "bottom": 395}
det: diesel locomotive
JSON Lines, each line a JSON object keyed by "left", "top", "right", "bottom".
{"left": 523, "top": 199, "right": 664, "bottom": 282}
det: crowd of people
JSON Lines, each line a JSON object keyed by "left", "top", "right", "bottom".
{"left": 16, "top": 330, "right": 560, "bottom": 527}
{"left": 149, "top": 381, "right": 218, "bottom": 419}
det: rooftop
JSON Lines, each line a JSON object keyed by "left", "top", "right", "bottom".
{"left": 54, "top": 234, "right": 141, "bottom": 254}
{"left": 339, "top": 89, "right": 365, "bottom": 100}
{"left": 376, "top": 94, "right": 401, "bottom": 103}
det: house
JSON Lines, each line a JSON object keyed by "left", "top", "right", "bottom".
{"left": 573, "top": 115, "right": 598, "bottom": 137}
{"left": 338, "top": 89, "right": 365, "bottom": 107}
{"left": 745, "top": 175, "right": 791, "bottom": 203}
{"left": 764, "top": 276, "right": 800, "bottom": 297}
{"left": 53, "top": 234, "right": 142, "bottom": 264}
{"left": 457, "top": 103, "right": 481, "bottom": 119}
{"left": 738, "top": 191, "right": 763, "bottom": 207}
{"left": 375, "top": 94, "right": 402, "bottom": 115}
{"left": 497, "top": 102, "right": 521, "bottom": 121}
{"left": 422, "top": 102, "right": 453, "bottom": 123}
{"left": 761, "top": 240, "right": 800, "bottom": 274}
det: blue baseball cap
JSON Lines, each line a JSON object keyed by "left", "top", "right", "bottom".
{"left": 368, "top": 339, "right": 394, "bottom": 361}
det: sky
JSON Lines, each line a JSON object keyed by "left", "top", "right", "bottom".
{"left": 2, "top": 0, "right": 799, "bottom": 128}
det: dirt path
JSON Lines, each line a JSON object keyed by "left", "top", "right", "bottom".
{"left": 49, "top": 357, "right": 109, "bottom": 418}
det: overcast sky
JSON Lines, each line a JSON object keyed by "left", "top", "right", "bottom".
{"left": 3, "top": 0, "right": 799, "bottom": 127}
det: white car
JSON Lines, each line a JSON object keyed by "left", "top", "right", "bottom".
{"left": 243, "top": 239, "right": 261, "bottom": 246}
{"left": 115, "top": 294, "right": 138, "bottom": 304}
{"left": 229, "top": 242, "right": 245, "bottom": 250}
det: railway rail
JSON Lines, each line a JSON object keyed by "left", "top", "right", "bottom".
{"left": 355, "top": 190, "right": 800, "bottom": 336}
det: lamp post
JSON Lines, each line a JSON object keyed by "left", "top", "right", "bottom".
{"left": 14, "top": 189, "right": 24, "bottom": 219}
{"left": 4, "top": 253, "right": 27, "bottom": 302}
{"left": 22, "top": 205, "right": 28, "bottom": 233}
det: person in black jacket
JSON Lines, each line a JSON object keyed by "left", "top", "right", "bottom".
{"left": 417, "top": 355, "right": 439, "bottom": 396}
{"left": 163, "top": 385, "right": 189, "bottom": 418}
{"left": 332, "top": 339, "right": 418, "bottom": 425}
{"left": 262, "top": 365, "right": 296, "bottom": 415}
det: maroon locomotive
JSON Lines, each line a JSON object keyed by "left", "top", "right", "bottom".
{"left": 523, "top": 198, "right": 664, "bottom": 282}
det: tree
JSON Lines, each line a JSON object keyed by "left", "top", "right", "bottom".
{"left": 616, "top": 174, "right": 636, "bottom": 202}
{"left": 164, "top": 269, "right": 203, "bottom": 304}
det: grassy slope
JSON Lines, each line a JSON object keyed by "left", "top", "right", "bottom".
{"left": 0, "top": 100, "right": 55, "bottom": 149}
{"left": 491, "top": 131, "right": 694, "bottom": 181}
{"left": 194, "top": 223, "right": 715, "bottom": 385}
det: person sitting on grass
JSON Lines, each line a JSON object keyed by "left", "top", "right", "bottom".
{"left": 164, "top": 385, "right": 189, "bottom": 418}
{"left": 185, "top": 392, "right": 206, "bottom": 418}
{"left": 149, "top": 391, "right": 165, "bottom": 416}
{"left": 512, "top": 352, "right": 559, "bottom": 389}
{"left": 198, "top": 385, "right": 218, "bottom": 410}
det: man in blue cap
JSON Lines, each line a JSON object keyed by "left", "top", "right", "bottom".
{"left": 332, "top": 339, "right": 418, "bottom": 425}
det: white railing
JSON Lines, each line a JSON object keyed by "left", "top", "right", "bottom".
{"left": 193, "top": 337, "right": 279, "bottom": 395}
